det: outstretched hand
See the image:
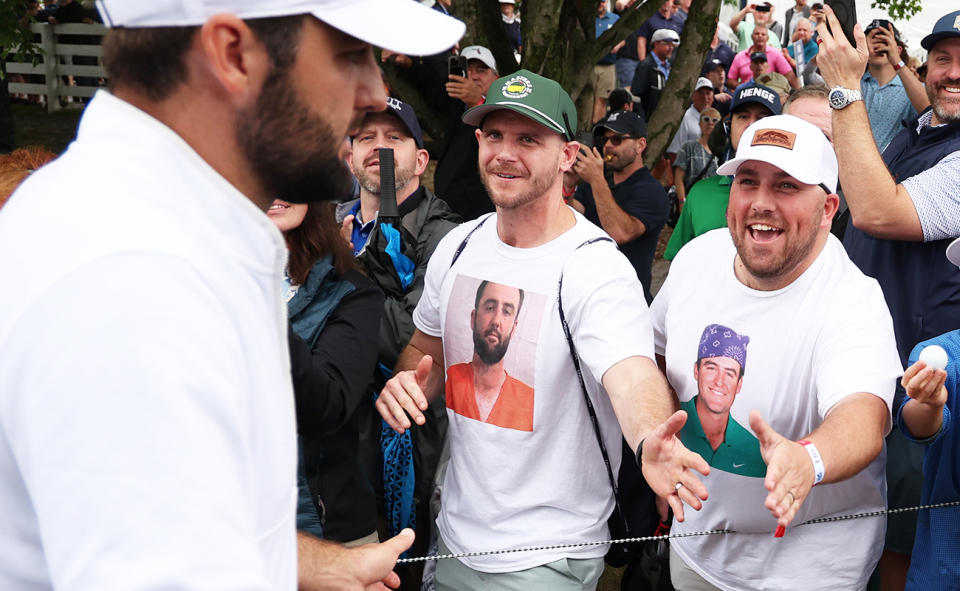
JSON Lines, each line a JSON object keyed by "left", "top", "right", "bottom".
{"left": 749, "top": 411, "right": 815, "bottom": 530}
{"left": 641, "top": 410, "right": 710, "bottom": 522}
{"left": 814, "top": 5, "right": 868, "bottom": 89}
{"left": 375, "top": 355, "right": 432, "bottom": 433}
{"left": 353, "top": 529, "right": 414, "bottom": 590}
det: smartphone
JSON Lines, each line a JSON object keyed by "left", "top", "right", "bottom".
{"left": 447, "top": 54, "right": 467, "bottom": 78}
{"left": 825, "top": 0, "right": 857, "bottom": 47}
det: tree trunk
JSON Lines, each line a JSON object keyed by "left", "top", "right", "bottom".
{"left": 384, "top": 0, "right": 719, "bottom": 147}
{"left": 644, "top": 0, "right": 722, "bottom": 166}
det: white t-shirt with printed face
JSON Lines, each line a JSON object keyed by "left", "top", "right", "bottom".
{"left": 650, "top": 229, "right": 901, "bottom": 591}
{"left": 413, "top": 211, "right": 654, "bottom": 573}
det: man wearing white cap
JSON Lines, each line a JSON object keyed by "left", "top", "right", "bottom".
{"left": 665, "top": 77, "right": 716, "bottom": 157}
{"left": 0, "top": 0, "right": 463, "bottom": 589}
{"left": 652, "top": 115, "right": 901, "bottom": 590}
{"left": 630, "top": 28, "right": 680, "bottom": 120}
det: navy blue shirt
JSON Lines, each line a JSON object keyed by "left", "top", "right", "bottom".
{"left": 636, "top": 11, "right": 686, "bottom": 45}
{"left": 575, "top": 167, "right": 669, "bottom": 302}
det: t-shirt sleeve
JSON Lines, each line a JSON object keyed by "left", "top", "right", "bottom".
{"left": 900, "top": 151, "right": 960, "bottom": 242}
{"left": 618, "top": 180, "right": 669, "bottom": 229}
{"left": 814, "top": 277, "right": 902, "bottom": 430}
{"left": 413, "top": 221, "right": 473, "bottom": 337}
{"left": 562, "top": 241, "right": 655, "bottom": 381}
{"left": 649, "top": 262, "right": 671, "bottom": 357}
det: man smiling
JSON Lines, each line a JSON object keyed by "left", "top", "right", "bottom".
{"left": 652, "top": 114, "right": 900, "bottom": 590}
{"left": 375, "top": 70, "right": 709, "bottom": 590}
{"left": 679, "top": 324, "right": 764, "bottom": 477}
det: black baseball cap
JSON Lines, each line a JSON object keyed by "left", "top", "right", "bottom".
{"left": 730, "top": 82, "right": 781, "bottom": 116}
{"left": 361, "top": 97, "right": 425, "bottom": 148}
{"left": 594, "top": 110, "right": 647, "bottom": 138}
{"left": 921, "top": 9, "right": 960, "bottom": 50}
{"left": 750, "top": 51, "right": 768, "bottom": 62}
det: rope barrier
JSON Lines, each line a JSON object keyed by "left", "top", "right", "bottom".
{"left": 396, "top": 499, "right": 960, "bottom": 564}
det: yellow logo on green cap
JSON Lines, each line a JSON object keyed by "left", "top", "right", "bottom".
{"left": 502, "top": 75, "right": 533, "bottom": 99}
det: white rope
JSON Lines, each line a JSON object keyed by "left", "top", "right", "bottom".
{"left": 396, "top": 499, "right": 960, "bottom": 564}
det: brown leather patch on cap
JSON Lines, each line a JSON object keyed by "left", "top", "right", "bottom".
{"left": 751, "top": 129, "right": 797, "bottom": 150}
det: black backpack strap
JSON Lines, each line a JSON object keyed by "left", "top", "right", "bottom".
{"left": 449, "top": 213, "right": 494, "bottom": 269}
{"left": 556, "top": 236, "right": 630, "bottom": 534}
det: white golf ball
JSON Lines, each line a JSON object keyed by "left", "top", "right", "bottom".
{"left": 919, "top": 345, "right": 949, "bottom": 371}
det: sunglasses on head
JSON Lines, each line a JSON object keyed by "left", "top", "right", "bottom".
{"left": 605, "top": 135, "right": 637, "bottom": 145}
{"left": 701, "top": 116, "right": 720, "bottom": 124}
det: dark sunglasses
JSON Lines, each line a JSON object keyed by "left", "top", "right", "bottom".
{"left": 701, "top": 116, "right": 720, "bottom": 124}
{"left": 605, "top": 135, "right": 637, "bottom": 146}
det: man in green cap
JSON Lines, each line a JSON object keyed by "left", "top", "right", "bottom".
{"left": 375, "top": 70, "right": 710, "bottom": 589}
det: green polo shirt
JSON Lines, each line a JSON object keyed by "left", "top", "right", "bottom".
{"left": 679, "top": 397, "right": 766, "bottom": 477}
{"left": 664, "top": 175, "right": 732, "bottom": 260}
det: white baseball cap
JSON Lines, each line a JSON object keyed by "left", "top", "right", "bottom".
{"left": 651, "top": 29, "right": 680, "bottom": 44}
{"left": 694, "top": 76, "right": 713, "bottom": 91}
{"left": 947, "top": 237, "right": 960, "bottom": 268}
{"left": 95, "top": 0, "right": 465, "bottom": 56}
{"left": 716, "top": 114, "right": 838, "bottom": 194}
{"left": 460, "top": 45, "right": 498, "bottom": 73}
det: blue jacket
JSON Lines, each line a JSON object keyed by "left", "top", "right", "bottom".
{"left": 899, "top": 331, "right": 960, "bottom": 590}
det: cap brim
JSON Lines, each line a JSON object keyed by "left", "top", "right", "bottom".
{"left": 716, "top": 155, "right": 833, "bottom": 192}
{"left": 948, "top": 237, "right": 960, "bottom": 268}
{"left": 921, "top": 31, "right": 960, "bottom": 50}
{"left": 463, "top": 103, "right": 567, "bottom": 136}
{"left": 313, "top": 0, "right": 464, "bottom": 56}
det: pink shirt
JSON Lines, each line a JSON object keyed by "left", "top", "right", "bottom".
{"left": 728, "top": 45, "right": 793, "bottom": 86}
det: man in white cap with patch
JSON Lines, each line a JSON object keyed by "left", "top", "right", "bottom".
{"left": 652, "top": 114, "right": 901, "bottom": 590}
{"left": 376, "top": 69, "right": 710, "bottom": 590}
{"left": 0, "top": 0, "right": 463, "bottom": 589}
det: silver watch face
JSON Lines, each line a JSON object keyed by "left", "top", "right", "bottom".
{"left": 829, "top": 88, "right": 848, "bottom": 110}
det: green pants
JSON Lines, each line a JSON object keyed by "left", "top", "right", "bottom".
{"left": 435, "top": 534, "right": 604, "bottom": 591}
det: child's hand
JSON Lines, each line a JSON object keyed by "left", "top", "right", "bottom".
{"left": 902, "top": 360, "right": 948, "bottom": 409}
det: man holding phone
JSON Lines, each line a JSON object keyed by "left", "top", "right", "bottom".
{"left": 730, "top": 2, "right": 783, "bottom": 51}
{"left": 434, "top": 45, "right": 500, "bottom": 220}
{"left": 861, "top": 18, "right": 928, "bottom": 152}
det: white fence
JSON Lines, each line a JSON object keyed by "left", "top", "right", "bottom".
{"left": 5, "top": 22, "right": 107, "bottom": 113}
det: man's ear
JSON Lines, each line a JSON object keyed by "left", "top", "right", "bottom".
{"left": 636, "top": 137, "right": 648, "bottom": 157}
{"left": 415, "top": 148, "right": 430, "bottom": 176}
{"left": 197, "top": 14, "right": 272, "bottom": 104}
{"left": 559, "top": 139, "right": 579, "bottom": 172}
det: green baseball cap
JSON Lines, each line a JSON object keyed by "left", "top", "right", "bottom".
{"left": 462, "top": 70, "right": 577, "bottom": 140}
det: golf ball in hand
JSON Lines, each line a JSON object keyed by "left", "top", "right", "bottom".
{"left": 919, "top": 345, "right": 949, "bottom": 371}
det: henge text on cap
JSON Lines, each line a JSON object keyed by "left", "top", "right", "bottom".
{"left": 751, "top": 129, "right": 797, "bottom": 150}
{"left": 741, "top": 87, "right": 776, "bottom": 102}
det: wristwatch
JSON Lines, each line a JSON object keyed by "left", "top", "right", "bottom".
{"left": 828, "top": 86, "right": 863, "bottom": 110}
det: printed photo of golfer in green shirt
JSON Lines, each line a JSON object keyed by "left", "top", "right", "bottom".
{"left": 679, "top": 323, "right": 765, "bottom": 477}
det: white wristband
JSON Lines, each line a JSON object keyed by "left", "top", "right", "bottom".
{"left": 798, "top": 439, "right": 825, "bottom": 485}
